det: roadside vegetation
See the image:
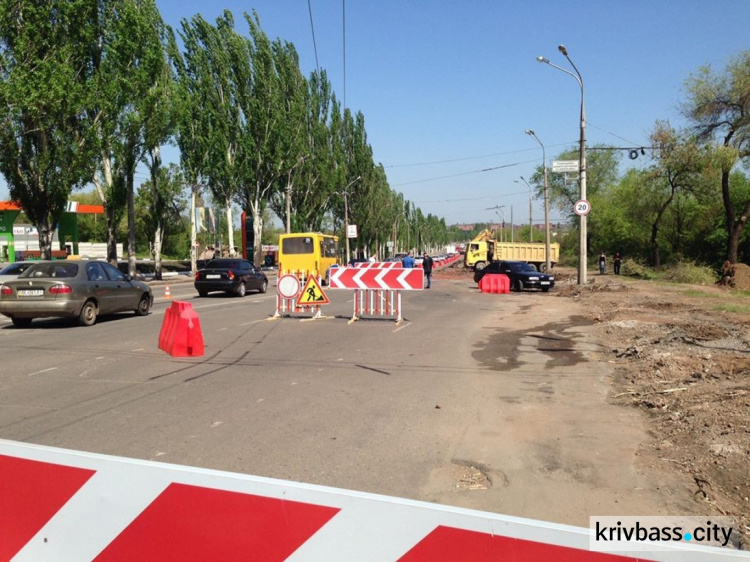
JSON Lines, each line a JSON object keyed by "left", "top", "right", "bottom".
{"left": 0, "top": 2, "right": 748, "bottom": 279}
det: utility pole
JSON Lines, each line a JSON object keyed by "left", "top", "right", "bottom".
{"left": 341, "top": 175, "right": 361, "bottom": 264}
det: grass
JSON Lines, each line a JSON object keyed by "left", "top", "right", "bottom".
{"left": 713, "top": 303, "right": 750, "bottom": 314}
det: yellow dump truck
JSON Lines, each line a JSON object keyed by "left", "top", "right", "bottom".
{"left": 464, "top": 234, "right": 559, "bottom": 272}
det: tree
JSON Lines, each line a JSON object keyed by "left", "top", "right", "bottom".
{"left": 88, "top": 0, "right": 172, "bottom": 273}
{"left": 0, "top": 0, "right": 97, "bottom": 258}
{"left": 642, "top": 123, "right": 708, "bottom": 268}
{"left": 135, "top": 163, "right": 186, "bottom": 269}
{"left": 684, "top": 51, "right": 750, "bottom": 263}
{"left": 177, "top": 13, "right": 243, "bottom": 259}
{"left": 235, "top": 12, "right": 309, "bottom": 265}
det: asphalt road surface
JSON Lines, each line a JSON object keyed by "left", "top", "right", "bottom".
{"left": 0, "top": 272, "right": 693, "bottom": 528}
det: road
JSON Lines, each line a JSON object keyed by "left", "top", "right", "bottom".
{"left": 0, "top": 271, "right": 693, "bottom": 529}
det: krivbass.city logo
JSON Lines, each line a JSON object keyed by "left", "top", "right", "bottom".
{"left": 589, "top": 516, "right": 739, "bottom": 553}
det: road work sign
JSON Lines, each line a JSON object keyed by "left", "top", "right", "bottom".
{"left": 298, "top": 275, "right": 330, "bottom": 305}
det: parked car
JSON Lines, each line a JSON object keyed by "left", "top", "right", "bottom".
{"left": 194, "top": 259, "right": 268, "bottom": 297}
{"left": 474, "top": 260, "right": 555, "bottom": 292}
{"left": 0, "top": 260, "right": 153, "bottom": 327}
{"left": 0, "top": 262, "right": 34, "bottom": 284}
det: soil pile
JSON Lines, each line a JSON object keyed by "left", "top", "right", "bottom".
{"left": 733, "top": 263, "right": 750, "bottom": 290}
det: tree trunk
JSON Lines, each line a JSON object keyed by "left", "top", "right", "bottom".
{"left": 252, "top": 205, "right": 263, "bottom": 266}
{"left": 106, "top": 221, "right": 118, "bottom": 265}
{"left": 36, "top": 221, "right": 53, "bottom": 260}
{"left": 153, "top": 222, "right": 163, "bottom": 281}
{"left": 127, "top": 169, "right": 136, "bottom": 277}
{"left": 225, "top": 200, "right": 235, "bottom": 256}
{"left": 190, "top": 185, "right": 197, "bottom": 275}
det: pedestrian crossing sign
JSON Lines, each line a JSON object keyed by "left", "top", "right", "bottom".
{"left": 298, "top": 275, "right": 330, "bottom": 305}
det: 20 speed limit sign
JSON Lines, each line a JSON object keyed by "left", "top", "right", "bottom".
{"left": 574, "top": 199, "right": 591, "bottom": 216}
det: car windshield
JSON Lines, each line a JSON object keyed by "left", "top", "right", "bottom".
{"left": 20, "top": 263, "right": 79, "bottom": 278}
{"left": 508, "top": 262, "right": 536, "bottom": 273}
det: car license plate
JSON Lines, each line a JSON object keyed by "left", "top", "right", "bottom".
{"left": 541, "top": 281, "right": 550, "bottom": 285}
{"left": 18, "top": 289, "right": 44, "bottom": 296}
{"left": 206, "top": 274, "right": 221, "bottom": 279}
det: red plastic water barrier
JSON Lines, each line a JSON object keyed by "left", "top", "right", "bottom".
{"left": 158, "top": 300, "right": 204, "bottom": 357}
{"left": 479, "top": 274, "right": 510, "bottom": 294}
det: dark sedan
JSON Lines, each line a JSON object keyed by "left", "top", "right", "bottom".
{"left": 194, "top": 259, "right": 268, "bottom": 297}
{"left": 0, "top": 260, "right": 153, "bottom": 327}
{"left": 474, "top": 260, "right": 555, "bottom": 292}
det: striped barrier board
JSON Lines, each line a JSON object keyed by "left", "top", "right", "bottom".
{"left": 1, "top": 439, "right": 743, "bottom": 561}
{"left": 329, "top": 267, "right": 423, "bottom": 291}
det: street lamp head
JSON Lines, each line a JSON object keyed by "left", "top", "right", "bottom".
{"left": 525, "top": 129, "right": 535, "bottom": 136}
{"left": 558, "top": 44, "right": 568, "bottom": 55}
{"left": 536, "top": 55, "right": 548, "bottom": 64}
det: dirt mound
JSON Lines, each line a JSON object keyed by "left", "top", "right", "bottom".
{"left": 734, "top": 263, "right": 750, "bottom": 290}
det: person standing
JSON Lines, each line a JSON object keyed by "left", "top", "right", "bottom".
{"left": 613, "top": 252, "right": 622, "bottom": 275}
{"left": 422, "top": 251, "right": 434, "bottom": 289}
{"left": 599, "top": 252, "right": 606, "bottom": 275}
{"left": 402, "top": 251, "right": 415, "bottom": 268}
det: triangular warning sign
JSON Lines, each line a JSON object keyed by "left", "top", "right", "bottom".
{"left": 298, "top": 276, "right": 330, "bottom": 305}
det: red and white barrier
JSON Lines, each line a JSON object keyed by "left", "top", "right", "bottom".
{"left": 329, "top": 267, "right": 423, "bottom": 291}
{"left": 330, "top": 265, "right": 424, "bottom": 323}
{"left": 1, "top": 439, "right": 740, "bottom": 561}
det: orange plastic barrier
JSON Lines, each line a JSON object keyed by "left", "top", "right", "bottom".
{"left": 479, "top": 273, "right": 510, "bottom": 294}
{"left": 158, "top": 300, "right": 204, "bottom": 357}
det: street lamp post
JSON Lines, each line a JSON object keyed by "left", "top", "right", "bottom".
{"left": 515, "top": 177, "right": 533, "bottom": 243}
{"left": 537, "top": 44, "right": 587, "bottom": 284}
{"left": 525, "top": 130, "right": 551, "bottom": 272}
{"left": 341, "top": 175, "right": 361, "bottom": 264}
{"left": 486, "top": 205, "right": 505, "bottom": 243}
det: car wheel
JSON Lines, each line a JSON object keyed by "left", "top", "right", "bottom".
{"left": 513, "top": 279, "right": 523, "bottom": 292}
{"left": 475, "top": 261, "right": 486, "bottom": 271}
{"left": 538, "top": 263, "right": 547, "bottom": 273}
{"left": 236, "top": 282, "right": 246, "bottom": 297}
{"left": 11, "top": 317, "right": 32, "bottom": 328}
{"left": 78, "top": 300, "right": 98, "bottom": 326}
{"left": 198, "top": 290, "right": 208, "bottom": 298}
{"left": 135, "top": 294, "right": 151, "bottom": 316}
{"left": 258, "top": 280, "right": 268, "bottom": 294}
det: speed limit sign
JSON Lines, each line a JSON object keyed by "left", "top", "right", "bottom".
{"left": 574, "top": 200, "right": 591, "bottom": 216}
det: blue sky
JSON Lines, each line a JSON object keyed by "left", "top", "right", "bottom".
{"left": 2, "top": 1, "right": 748, "bottom": 228}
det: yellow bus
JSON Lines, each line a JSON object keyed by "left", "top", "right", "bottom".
{"left": 278, "top": 233, "right": 340, "bottom": 284}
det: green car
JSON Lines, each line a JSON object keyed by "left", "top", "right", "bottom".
{"left": 0, "top": 260, "right": 153, "bottom": 327}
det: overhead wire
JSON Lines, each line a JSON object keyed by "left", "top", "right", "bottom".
{"left": 307, "top": 0, "right": 320, "bottom": 76}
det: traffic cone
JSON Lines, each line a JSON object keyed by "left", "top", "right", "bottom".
{"left": 164, "top": 285, "right": 172, "bottom": 299}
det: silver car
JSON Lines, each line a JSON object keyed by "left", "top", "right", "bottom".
{"left": 0, "top": 261, "right": 34, "bottom": 284}
{"left": 0, "top": 260, "right": 153, "bottom": 327}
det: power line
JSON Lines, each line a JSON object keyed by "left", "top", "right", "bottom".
{"left": 384, "top": 142, "right": 576, "bottom": 169}
{"left": 307, "top": 0, "right": 321, "bottom": 75}
{"left": 391, "top": 158, "right": 538, "bottom": 188}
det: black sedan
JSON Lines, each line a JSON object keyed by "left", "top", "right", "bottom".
{"left": 194, "top": 259, "right": 268, "bottom": 297}
{"left": 474, "top": 260, "right": 555, "bottom": 292}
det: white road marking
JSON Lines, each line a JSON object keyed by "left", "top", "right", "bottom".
{"left": 238, "top": 318, "right": 268, "bottom": 326}
{"left": 28, "top": 367, "right": 58, "bottom": 377}
{"left": 393, "top": 322, "right": 411, "bottom": 333}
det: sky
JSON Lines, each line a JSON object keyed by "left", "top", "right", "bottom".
{"left": 2, "top": 1, "right": 749, "bottom": 229}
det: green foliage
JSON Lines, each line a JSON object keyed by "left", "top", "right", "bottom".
{"left": 0, "top": 0, "right": 98, "bottom": 256}
{"left": 620, "top": 258, "right": 658, "bottom": 280}
{"left": 660, "top": 261, "right": 718, "bottom": 285}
